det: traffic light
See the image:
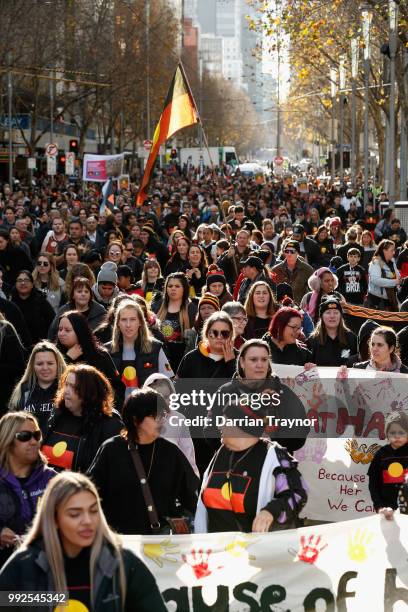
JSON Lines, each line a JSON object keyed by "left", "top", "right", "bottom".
{"left": 57, "top": 153, "right": 66, "bottom": 173}
{"left": 69, "top": 139, "right": 78, "bottom": 153}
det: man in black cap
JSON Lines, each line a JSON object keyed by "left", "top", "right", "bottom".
{"left": 291, "top": 224, "right": 320, "bottom": 268}
{"left": 237, "top": 255, "right": 276, "bottom": 304}
{"left": 271, "top": 240, "right": 313, "bottom": 305}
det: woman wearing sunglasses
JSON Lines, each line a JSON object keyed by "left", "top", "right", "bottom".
{"left": 0, "top": 471, "right": 167, "bottom": 610}
{"left": 176, "top": 312, "right": 237, "bottom": 475}
{"left": 10, "top": 270, "right": 55, "bottom": 348}
{"left": 0, "top": 412, "right": 56, "bottom": 567}
{"left": 32, "top": 252, "right": 65, "bottom": 312}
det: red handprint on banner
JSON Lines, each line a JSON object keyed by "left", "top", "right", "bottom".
{"left": 296, "top": 534, "right": 328, "bottom": 564}
{"left": 181, "top": 548, "right": 220, "bottom": 579}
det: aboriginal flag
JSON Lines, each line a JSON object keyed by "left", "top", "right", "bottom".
{"left": 202, "top": 472, "right": 251, "bottom": 514}
{"left": 100, "top": 178, "right": 115, "bottom": 215}
{"left": 136, "top": 63, "right": 199, "bottom": 206}
{"left": 383, "top": 460, "right": 408, "bottom": 484}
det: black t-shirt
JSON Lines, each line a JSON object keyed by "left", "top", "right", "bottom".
{"left": 63, "top": 546, "right": 91, "bottom": 611}
{"left": 42, "top": 411, "right": 82, "bottom": 471}
{"left": 203, "top": 441, "right": 268, "bottom": 533}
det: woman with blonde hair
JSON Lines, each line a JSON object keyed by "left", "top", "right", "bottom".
{"left": 244, "top": 280, "right": 278, "bottom": 339}
{"left": 9, "top": 341, "right": 66, "bottom": 433}
{"left": 106, "top": 300, "right": 173, "bottom": 399}
{"left": 0, "top": 471, "right": 166, "bottom": 610}
{"left": 0, "top": 412, "right": 55, "bottom": 567}
{"left": 32, "top": 251, "right": 65, "bottom": 312}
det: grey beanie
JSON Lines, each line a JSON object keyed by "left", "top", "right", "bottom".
{"left": 97, "top": 261, "right": 118, "bottom": 285}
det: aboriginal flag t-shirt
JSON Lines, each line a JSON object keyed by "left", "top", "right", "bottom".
{"left": 202, "top": 441, "right": 267, "bottom": 532}
{"left": 42, "top": 412, "right": 82, "bottom": 471}
{"left": 57, "top": 547, "right": 91, "bottom": 612}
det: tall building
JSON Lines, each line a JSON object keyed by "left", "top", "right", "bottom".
{"left": 195, "top": 0, "right": 243, "bottom": 88}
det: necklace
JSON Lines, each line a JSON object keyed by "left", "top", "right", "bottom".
{"left": 225, "top": 443, "right": 257, "bottom": 480}
{"left": 146, "top": 441, "right": 156, "bottom": 480}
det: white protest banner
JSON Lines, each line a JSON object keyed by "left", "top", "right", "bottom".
{"left": 82, "top": 153, "right": 124, "bottom": 182}
{"left": 272, "top": 365, "right": 408, "bottom": 522}
{"left": 125, "top": 515, "right": 408, "bottom": 610}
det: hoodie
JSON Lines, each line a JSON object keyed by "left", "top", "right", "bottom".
{"left": 355, "top": 319, "right": 380, "bottom": 362}
{"left": 92, "top": 282, "right": 120, "bottom": 307}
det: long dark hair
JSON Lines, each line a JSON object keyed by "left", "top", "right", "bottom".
{"left": 57, "top": 310, "right": 101, "bottom": 360}
{"left": 55, "top": 364, "right": 114, "bottom": 433}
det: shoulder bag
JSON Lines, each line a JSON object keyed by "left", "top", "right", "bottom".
{"left": 128, "top": 443, "right": 191, "bottom": 535}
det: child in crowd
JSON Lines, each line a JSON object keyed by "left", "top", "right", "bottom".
{"left": 336, "top": 248, "right": 368, "bottom": 305}
{"left": 368, "top": 411, "right": 408, "bottom": 519}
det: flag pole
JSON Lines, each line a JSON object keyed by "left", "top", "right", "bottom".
{"left": 178, "top": 62, "right": 237, "bottom": 276}
{"left": 178, "top": 61, "right": 228, "bottom": 225}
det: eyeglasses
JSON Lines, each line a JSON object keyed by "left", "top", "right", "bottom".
{"left": 37, "top": 261, "right": 50, "bottom": 267}
{"left": 16, "top": 278, "right": 31, "bottom": 284}
{"left": 284, "top": 249, "right": 297, "bottom": 255}
{"left": 208, "top": 329, "right": 230, "bottom": 339}
{"left": 15, "top": 430, "right": 42, "bottom": 442}
{"left": 286, "top": 324, "right": 302, "bottom": 332}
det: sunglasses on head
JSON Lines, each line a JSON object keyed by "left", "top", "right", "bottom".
{"left": 209, "top": 329, "right": 230, "bottom": 339}
{"left": 15, "top": 430, "right": 42, "bottom": 442}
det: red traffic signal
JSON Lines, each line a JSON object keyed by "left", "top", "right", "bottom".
{"left": 69, "top": 139, "right": 78, "bottom": 153}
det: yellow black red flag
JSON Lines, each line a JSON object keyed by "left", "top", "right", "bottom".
{"left": 136, "top": 63, "right": 199, "bottom": 206}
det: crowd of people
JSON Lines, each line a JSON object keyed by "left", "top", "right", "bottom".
{"left": 0, "top": 167, "right": 408, "bottom": 608}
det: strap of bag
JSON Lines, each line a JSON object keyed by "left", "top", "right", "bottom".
{"left": 128, "top": 444, "right": 161, "bottom": 534}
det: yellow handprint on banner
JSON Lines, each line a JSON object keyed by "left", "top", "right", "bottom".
{"left": 143, "top": 539, "right": 180, "bottom": 567}
{"left": 347, "top": 528, "right": 374, "bottom": 562}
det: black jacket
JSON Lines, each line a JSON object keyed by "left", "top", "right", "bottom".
{"left": 10, "top": 288, "right": 55, "bottom": 347}
{"left": 352, "top": 360, "right": 408, "bottom": 374}
{"left": 88, "top": 435, "right": 199, "bottom": 535}
{"left": 0, "top": 245, "right": 33, "bottom": 285}
{"left": 176, "top": 344, "right": 237, "bottom": 380}
{"left": 307, "top": 330, "right": 357, "bottom": 367}
{"left": 368, "top": 443, "right": 408, "bottom": 510}
{"left": 0, "top": 296, "right": 31, "bottom": 349}
{"left": 0, "top": 539, "right": 167, "bottom": 612}
{"left": 263, "top": 334, "right": 312, "bottom": 366}
{"left": 43, "top": 408, "right": 123, "bottom": 473}
{"left": 0, "top": 323, "right": 26, "bottom": 414}
{"left": 48, "top": 300, "right": 106, "bottom": 340}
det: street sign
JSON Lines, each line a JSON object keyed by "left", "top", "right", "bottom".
{"left": 27, "top": 157, "right": 36, "bottom": 170}
{"left": 65, "top": 151, "right": 75, "bottom": 175}
{"left": 47, "top": 155, "right": 56, "bottom": 175}
{"left": 274, "top": 155, "right": 284, "bottom": 166}
{"left": 143, "top": 139, "right": 153, "bottom": 150}
{"left": 45, "top": 143, "right": 58, "bottom": 157}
